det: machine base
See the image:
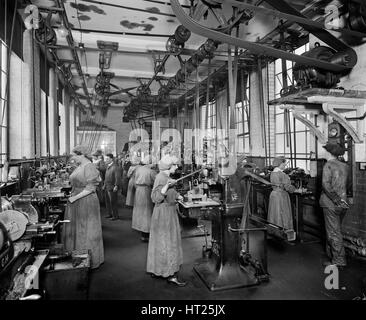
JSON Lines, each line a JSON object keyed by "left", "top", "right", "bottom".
{"left": 193, "top": 257, "right": 259, "bottom": 291}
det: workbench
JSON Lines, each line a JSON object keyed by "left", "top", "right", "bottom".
{"left": 177, "top": 199, "right": 221, "bottom": 218}
{"left": 1, "top": 241, "right": 49, "bottom": 300}
{"left": 250, "top": 182, "right": 322, "bottom": 242}
{"left": 177, "top": 199, "right": 221, "bottom": 238}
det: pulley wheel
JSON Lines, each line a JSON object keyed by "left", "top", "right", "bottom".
{"left": 0, "top": 210, "right": 29, "bottom": 241}
{"left": 190, "top": 0, "right": 251, "bottom": 33}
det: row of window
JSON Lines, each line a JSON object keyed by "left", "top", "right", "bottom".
{"left": 0, "top": 37, "right": 314, "bottom": 173}
{"left": 0, "top": 39, "right": 8, "bottom": 178}
{"left": 197, "top": 43, "right": 314, "bottom": 172}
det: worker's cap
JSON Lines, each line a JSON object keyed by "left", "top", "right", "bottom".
{"left": 72, "top": 144, "right": 89, "bottom": 156}
{"left": 323, "top": 142, "right": 345, "bottom": 156}
{"left": 272, "top": 156, "right": 287, "bottom": 168}
{"left": 131, "top": 155, "right": 141, "bottom": 165}
{"left": 92, "top": 149, "right": 103, "bottom": 157}
{"left": 141, "top": 155, "right": 152, "bottom": 165}
{"left": 158, "top": 155, "right": 180, "bottom": 170}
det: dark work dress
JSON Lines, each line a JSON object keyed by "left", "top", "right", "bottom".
{"left": 62, "top": 162, "right": 104, "bottom": 269}
{"left": 146, "top": 171, "right": 183, "bottom": 277}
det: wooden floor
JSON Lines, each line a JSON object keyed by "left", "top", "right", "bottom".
{"left": 88, "top": 199, "right": 366, "bottom": 300}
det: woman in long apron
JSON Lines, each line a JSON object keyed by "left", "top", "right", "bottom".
{"left": 125, "top": 156, "right": 141, "bottom": 207}
{"left": 146, "top": 155, "right": 186, "bottom": 287}
{"left": 62, "top": 145, "right": 104, "bottom": 269}
{"left": 132, "top": 156, "right": 157, "bottom": 241}
{"left": 267, "top": 156, "right": 296, "bottom": 232}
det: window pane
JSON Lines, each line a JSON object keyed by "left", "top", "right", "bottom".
{"left": 275, "top": 114, "right": 284, "bottom": 133}
{"left": 275, "top": 59, "right": 282, "bottom": 73}
{"left": 237, "top": 137, "right": 244, "bottom": 153}
{"left": 287, "top": 70, "right": 293, "bottom": 85}
{"left": 275, "top": 75, "right": 282, "bottom": 96}
{"left": 295, "top": 132, "right": 306, "bottom": 153}
{"left": 244, "top": 137, "right": 249, "bottom": 152}
{"left": 1, "top": 72, "right": 6, "bottom": 98}
{"left": 0, "top": 99, "right": 4, "bottom": 116}
{"left": 296, "top": 159, "right": 309, "bottom": 172}
{"left": 1, "top": 126, "right": 6, "bottom": 154}
{"left": 276, "top": 134, "right": 285, "bottom": 154}
{"left": 238, "top": 123, "right": 244, "bottom": 135}
{"left": 1, "top": 43, "right": 7, "bottom": 72}
{"left": 286, "top": 60, "right": 293, "bottom": 71}
{"left": 294, "top": 117, "right": 306, "bottom": 131}
{"left": 244, "top": 121, "right": 248, "bottom": 133}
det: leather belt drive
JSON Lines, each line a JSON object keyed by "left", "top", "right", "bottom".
{"left": 170, "top": 0, "right": 358, "bottom": 73}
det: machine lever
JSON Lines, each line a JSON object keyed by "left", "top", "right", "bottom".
{"left": 228, "top": 225, "right": 246, "bottom": 233}
{"left": 19, "top": 294, "right": 41, "bottom": 300}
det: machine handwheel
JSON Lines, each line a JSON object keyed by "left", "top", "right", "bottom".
{"left": 35, "top": 25, "right": 57, "bottom": 46}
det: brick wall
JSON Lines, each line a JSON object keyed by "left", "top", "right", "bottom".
{"left": 343, "top": 165, "right": 366, "bottom": 239}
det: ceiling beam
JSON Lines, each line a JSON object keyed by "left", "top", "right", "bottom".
{"left": 47, "top": 44, "right": 194, "bottom": 57}
{"left": 74, "top": 66, "right": 177, "bottom": 78}
{"left": 70, "top": 27, "right": 172, "bottom": 37}
{"left": 75, "top": 74, "right": 173, "bottom": 81}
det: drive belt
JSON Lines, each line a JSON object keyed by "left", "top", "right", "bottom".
{"left": 171, "top": 0, "right": 356, "bottom": 72}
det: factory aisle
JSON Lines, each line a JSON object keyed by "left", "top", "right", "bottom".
{"left": 88, "top": 198, "right": 366, "bottom": 300}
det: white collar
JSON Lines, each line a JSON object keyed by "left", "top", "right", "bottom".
{"left": 273, "top": 167, "right": 283, "bottom": 172}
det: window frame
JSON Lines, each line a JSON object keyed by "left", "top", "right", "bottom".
{"left": 273, "top": 43, "right": 315, "bottom": 172}
{"left": 0, "top": 39, "right": 8, "bottom": 172}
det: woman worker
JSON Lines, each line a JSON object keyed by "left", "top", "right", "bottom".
{"left": 147, "top": 155, "right": 186, "bottom": 287}
{"left": 62, "top": 145, "right": 104, "bottom": 269}
{"left": 132, "top": 155, "right": 157, "bottom": 242}
{"left": 268, "top": 156, "right": 296, "bottom": 233}
{"left": 125, "top": 155, "right": 141, "bottom": 207}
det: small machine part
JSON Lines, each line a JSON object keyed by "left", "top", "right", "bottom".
{"left": 328, "top": 120, "right": 346, "bottom": 148}
{"left": 239, "top": 251, "right": 269, "bottom": 283}
{"left": 11, "top": 195, "right": 39, "bottom": 225}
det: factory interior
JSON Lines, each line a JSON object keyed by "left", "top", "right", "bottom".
{"left": 1, "top": 0, "right": 366, "bottom": 301}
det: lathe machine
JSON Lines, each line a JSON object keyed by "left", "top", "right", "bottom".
{"left": 178, "top": 170, "right": 269, "bottom": 291}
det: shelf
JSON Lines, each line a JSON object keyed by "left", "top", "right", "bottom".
{"left": 268, "top": 88, "right": 366, "bottom": 106}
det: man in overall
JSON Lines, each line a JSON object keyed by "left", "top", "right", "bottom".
{"left": 104, "top": 153, "right": 122, "bottom": 220}
{"left": 319, "top": 142, "right": 350, "bottom": 267}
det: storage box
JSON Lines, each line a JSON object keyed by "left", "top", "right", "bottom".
{"left": 40, "top": 249, "right": 90, "bottom": 300}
